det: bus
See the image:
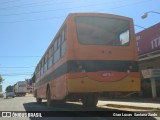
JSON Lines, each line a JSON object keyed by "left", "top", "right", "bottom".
{"left": 32, "top": 13, "right": 140, "bottom": 107}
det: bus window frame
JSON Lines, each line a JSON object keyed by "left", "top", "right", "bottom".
{"left": 74, "top": 16, "right": 131, "bottom": 47}
{"left": 44, "top": 53, "right": 48, "bottom": 72}
{"left": 35, "top": 26, "right": 67, "bottom": 78}
{"left": 48, "top": 46, "right": 53, "bottom": 69}
{"left": 53, "top": 27, "right": 66, "bottom": 64}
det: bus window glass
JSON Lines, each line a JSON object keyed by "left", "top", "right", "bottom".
{"left": 37, "top": 70, "right": 40, "bottom": 78}
{"left": 62, "top": 30, "right": 65, "bottom": 42}
{"left": 40, "top": 65, "right": 43, "bottom": 75}
{"left": 75, "top": 16, "right": 130, "bottom": 46}
{"left": 48, "top": 47, "right": 53, "bottom": 58}
{"left": 54, "top": 48, "right": 60, "bottom": 63}
{"left": 54, "top": 40, "right": 58, "bottom": 52}
{"left": 44, "top": 62, "right": 47, "bottom": 72}
{"left": 57, "top": 37, "right": 61, "bottom": 47}
{"left": 61, "top": 41, "right": 66, "bottom": 57}
{"left": 38, "top": 64, "right": 41, "bottom": 77}
{"left": 48, "top": 47, "right": 53, "bottom": 68}
{"left": 120, "top": 30, "right": 129, "bottom": 45}
{"left": 52, "top": 47, "right": 55, "bottom": 64}
{"left": 41, "top": 59, "right": 44, "bottom": 75}
{"left": 35, "top": 67, "right": 39, "bottom": 78}
{"left": 48, "top": 57, "right": 53, "bottom": 68}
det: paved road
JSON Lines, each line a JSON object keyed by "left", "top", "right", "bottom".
{"left": 0, "top": 95, "right": 158, "bottom": 120}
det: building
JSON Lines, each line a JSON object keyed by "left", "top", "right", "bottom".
{"left": 25, "top": 79, "right": 33, "bottom": 94}
{"left": 136, "top": 23, "right": 160, "bottom": 98}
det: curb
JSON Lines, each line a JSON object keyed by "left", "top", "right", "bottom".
{"left": 106, "top": 104, "right": 160, "bottom": 111}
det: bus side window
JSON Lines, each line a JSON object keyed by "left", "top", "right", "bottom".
{"left": 48, "top": 46, "right": 53, "bottom": 68}
{"left": 52, "top": 46, "right": 55, "bottom": 64}
{"left": 44, "top": 53, "right": 48, "bottom": 72}
{"left": 61, "top": 30, "right": 65, "bottom": 43}
{"left": 54, "top": 37, "right": 61, "bottom": 63}
{"left": 40, "top": 59, "right": 44, "bottom": 75}
{"left": 54, "top": 40, "right": 58, "bottom": 52}
{"left": 52, "top": 28, "right": 66, "bottom": 64}
{"left": 37, "top": 64, "right": 40, "bottom": 78}
{"left": 54, "top": 40, "right": 57, "bottom": 63}
{"left": 57, "top": 36, "right": 61, "bottom": 48}
{"left": 61, "top": 29, "right": 66, "bottom": 57}
{"left": 35, "top": 66, "right": 39, "bottom": 79}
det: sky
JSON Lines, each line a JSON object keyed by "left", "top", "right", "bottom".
{"left": 0, "top": 0, "right": 159, "bottom": 92}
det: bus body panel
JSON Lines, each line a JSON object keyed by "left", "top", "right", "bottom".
{"left": 67, "top": 75, "right": 140, "bottom": 93}
{"left": 36, "top": 84, "right": 47, "bottom": 99}
{"left": 49, "top": 75, "right": 67, "bottom": 100}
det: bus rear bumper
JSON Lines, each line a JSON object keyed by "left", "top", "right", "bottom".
{"left": 67, "top": 75, "right": 140, "bottom": 93}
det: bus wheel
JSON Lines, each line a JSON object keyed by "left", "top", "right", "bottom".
{"left": 81, "top": 94, "right": 98, "bottom": 108}
{"left": 47, "top": 88, "right": 53, "bottom": 107}
{"left": 36, "top": 98, "right": 42, "bottom": 104}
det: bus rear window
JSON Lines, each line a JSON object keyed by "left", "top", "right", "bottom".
{"left": 75, "top": 16, "right": 130, "bottom": 46}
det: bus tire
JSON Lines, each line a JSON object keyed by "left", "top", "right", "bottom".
{"left": 47, "top": 88, "right": 53, "bottom": 107}
{"left": 81, "top": 94, "right": 98, "bottom": 108}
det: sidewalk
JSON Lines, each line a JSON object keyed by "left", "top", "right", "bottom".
{"left": 25, "top": 93, "right": 33, "bottom": 97}
{"left": 99, "top": 97, "right": 160, "bottom": 110}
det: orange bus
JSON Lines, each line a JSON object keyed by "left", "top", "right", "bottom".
{"left": 32, "top": 13, "right": 140, "bottom": 107}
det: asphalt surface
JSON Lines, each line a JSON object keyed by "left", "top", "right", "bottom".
{"left": 0, "top": 94, "right": 159, "bottom": 120}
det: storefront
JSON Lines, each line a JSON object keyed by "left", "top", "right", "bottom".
{"left": 136, "top": 23, "right": 160, "bottom": 98}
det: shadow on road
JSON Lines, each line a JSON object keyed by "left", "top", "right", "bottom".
{"left": 23, "top": 101, "right": 157, "bottom": 120}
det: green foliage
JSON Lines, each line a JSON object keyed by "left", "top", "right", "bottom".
{"left": 0, "top": 75, "right": 4, "bottom": 84}
{"left": 6, "top": 85, "right": 14, "bottom": 92}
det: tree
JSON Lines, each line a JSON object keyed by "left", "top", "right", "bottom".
{"left": 0, "top": 75, "right": 4, "bottom": 84}
{"left": 6, "top": 85, "right": 14, "bottom": 92}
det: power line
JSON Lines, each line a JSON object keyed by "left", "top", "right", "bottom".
{"left": 1, "top": 72, "right": 33, "bottom": 74}
{"left": 0, "top": 66, "right": 35, "bottom": 68}
{"left": 0, "top": 0, "right": 137, "bottom": 16}
{"left": 0, "top": 0, "right": 21, "bottom": 5}
{"left": 0, "top": 72, "right": 33, "bottom": 76}
{"left": 0, "top": 56, "right": 41, "bottom": 58}
{"left": 0, "top": 0, "right": 56, "bottom": 5}
{"left": 1, "top": 74, "right": 33, "bottom": 76}
{"left": 0, "top": 16, "right": 64, "bottom": 23}
{"left": 0, "top": 0, "right": 78, "bottom": 10}
{"left": 0, "top": 0, "right": 152, "bottom": 24}
{"left": 0, "top": 2, "right": 112, "bottom": 16}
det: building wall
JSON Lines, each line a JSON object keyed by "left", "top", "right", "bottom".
{"left": 136, "top": 23, "right": 160, "bottom": 97}
{"left": 136, "top": 23, "right": 160, "bottom": 55}
{"left": 139, "top": 57, "right": 160, "bottom": 70}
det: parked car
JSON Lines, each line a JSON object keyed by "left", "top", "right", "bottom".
{"left": 3, "top": 90, "right": 15, "bottom": 99}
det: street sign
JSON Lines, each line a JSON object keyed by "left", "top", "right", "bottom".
{"left": 142, "top": 69, "right": 160, "bottom": 79}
